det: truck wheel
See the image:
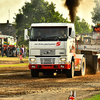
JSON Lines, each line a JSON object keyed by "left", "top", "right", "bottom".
{"left": 66, "top": 61, "right": 74, "bottom": 78}
{"left": 80, "top": 57, "right": 86, "bottom": 76}
{"left": 31, "top": 69, "right": 39, "bottom": 77}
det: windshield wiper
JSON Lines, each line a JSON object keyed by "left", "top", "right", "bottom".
{"left": 59, "top": 36, "right": 68, "bottom": 41}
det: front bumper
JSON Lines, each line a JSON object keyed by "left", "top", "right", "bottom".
{"left": 29, "top": 64, "right": 71, "bottom": 69}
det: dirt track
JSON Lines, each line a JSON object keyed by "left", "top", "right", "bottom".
{"left": 0, "top": 59, "right": 100, "bottom": 100}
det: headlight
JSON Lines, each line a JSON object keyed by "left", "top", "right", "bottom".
{"left": 60, "top": 58, "right": 66, "bottom": 61}
{"left": 30, "top": 58, "right": 36, "bottom": 62}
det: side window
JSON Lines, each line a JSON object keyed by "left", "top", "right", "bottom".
{"left": 69, "top": 28, "right": 72, "bottom": 36}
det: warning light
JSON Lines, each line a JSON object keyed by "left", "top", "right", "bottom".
{"left": 93, "top": 27, "right": 100, "bottom": 32}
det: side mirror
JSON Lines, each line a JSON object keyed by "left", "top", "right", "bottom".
{"left": 24, "top": 29, "right": 29, "bottom": 40}
{"left": 69, "top": 28, "right": 75, "bottom": 38}
{"left": 71, "top": 31, "right": 75, "bottom": 38}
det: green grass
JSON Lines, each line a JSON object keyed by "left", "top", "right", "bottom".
{"left": 0, "top": 57, "right": 29, "bottom": 68}
{"left": 0, "top": 63, "right": 28, "bottom": 68}
{"left": 84, "top": 94, "right": 100, "bottom": 100}
{"left": 0, "top": 57, "right": 28, "bottom": 61}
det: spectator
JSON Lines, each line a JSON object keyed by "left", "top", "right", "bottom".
{"left": 16, "top": 46, "right": 20, "bottom": 57}
{"left": 24, "top": 45, "right": 27, "bottom": 58}
{"left": 1, "top": 45, "right": 4, "bottom": 57}
{"left": 20, "top": 45, "right": 24, "bottom": 57}
{"left": 19, "top": 52, "right": 24, "bottom": 63}
{"left": 6, "top": 45, "right": 10, "bottom": 57}
{"left": 13, "top": 45, "right": 16, "bottom": 57}
{"left": 19, "top": 45, "right": 24, "bottom": 63}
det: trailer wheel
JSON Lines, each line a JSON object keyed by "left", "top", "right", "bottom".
{"left": 31, "top": 69, "right": 39, "bottom": 77}
{"left": 66, "top": 61, "right": 74, "bottom": 78}
{"left": 9, "top": 51, "right": 13, "bottom": 57}
{"left": 80, "top": 57, "right": 86, "bottom": 76}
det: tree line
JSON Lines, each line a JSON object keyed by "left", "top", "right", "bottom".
{"left": 14, "top": 0, "right": 98, "bottom": 46}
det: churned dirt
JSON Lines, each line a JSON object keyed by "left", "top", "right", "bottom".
{"left": 0, "top": 58, "right": 100, "bottom": 100}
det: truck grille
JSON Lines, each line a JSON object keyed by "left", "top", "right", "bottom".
{"left": 40, "top": 49, "right": 55, "bottom": 56}
{"left": 41, "top": 58, "right": 55, "bottom": 64}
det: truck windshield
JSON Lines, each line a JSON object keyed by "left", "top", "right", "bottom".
{"left": 30, "top": 27, "right": 67, "bottom": 41}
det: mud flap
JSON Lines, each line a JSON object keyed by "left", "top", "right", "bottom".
{"left": 85, "top": 55, "right": 98, "bottom": 74}
{"left": 98, "top": 59, "right": 100, "bottom": 71}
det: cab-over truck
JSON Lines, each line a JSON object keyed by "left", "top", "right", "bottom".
{"left": 24, "top": 23, "right": 97, "bottom": 78}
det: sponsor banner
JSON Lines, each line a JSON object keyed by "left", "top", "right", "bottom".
{"left": 30, "top": 41, "right": 65, "bottom": 48}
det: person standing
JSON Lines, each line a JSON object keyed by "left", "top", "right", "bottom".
{"left": 16, "top": 46, "right": 20, "bottom": 57}
{"left": 20, "top": 45, "right": 24, "bottom": 57}
{"left": 19, "top": 52, "right": 24, "bottom": 63}
{"left": 6, "top": 45, "right": 10, "bottom": 57}
{"left": 13, "top": 45, "right": 16, "bottom": 57}
{"left": 19, "top": 45, "right": 24, "bottom": 63}
{"left": 24, "top": 45, "right": 27, "bottom": 58}
{"left": 1, "top": 45, "right": 4, "bottom": 57}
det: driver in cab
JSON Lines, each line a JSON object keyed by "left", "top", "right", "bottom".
{"left": 61, "top": 30, "right": 66, "bottom": 38}
{"left": 37, "top": 32, "right": 42, "bottom": 39}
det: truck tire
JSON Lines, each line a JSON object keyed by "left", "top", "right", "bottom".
{"left": 66, "top": 61, "right": 74, "bottom": 78}
{"left": 80, "top": 57, "right": 86, "bottom": 76}
{"left": 31, "top": 69, "right": 39, "bottom": 77}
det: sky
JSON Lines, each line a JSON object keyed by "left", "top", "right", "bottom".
{"left": 0, "top": 0, "right": 95, "bottom": 25}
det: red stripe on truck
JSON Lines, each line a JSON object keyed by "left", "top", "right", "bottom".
{"left": 29, "top": 64, "right": 71, "bottom": 69}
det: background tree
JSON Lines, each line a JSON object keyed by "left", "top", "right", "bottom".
{"left": 91, "top": 0, "right": 100, "bottom": 24}
{"left": 14, "top": 0, "right": 92, "bottom": 46}
{"left": 14, "top": 0, "right": 69, "bottom": 46}
{"left": 75, "top": 16, "right": 92, "bottom": 34}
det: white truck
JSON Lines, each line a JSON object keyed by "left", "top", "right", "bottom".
{"left": 24, "top": 23, "right": 87, "bottom": 78}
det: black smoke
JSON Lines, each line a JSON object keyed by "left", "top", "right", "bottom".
{"left": 64, "top": 0, "right": 81, "bottom": 23}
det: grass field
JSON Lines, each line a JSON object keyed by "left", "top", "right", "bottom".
{"left": 84, "top": 94, "right": 100, "bottom": 100}
{"left": 0, "top": 63, "right": 28, "bottom": 68}
{"left": 0, "top": 57, "right": 28, "bottom": 61}
{"left": 0, "top": 57, "right": 29, "bottom": 67}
